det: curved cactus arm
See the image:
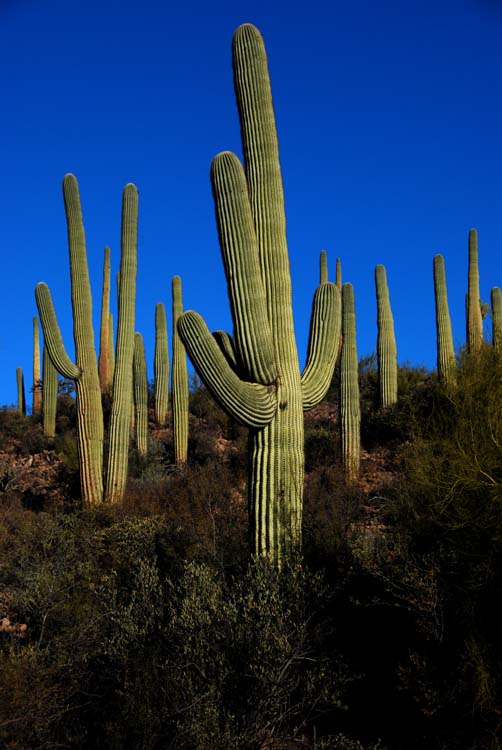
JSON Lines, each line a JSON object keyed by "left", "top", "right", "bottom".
{"left": 319, "top": 250, "right": 328, "bottom": 284}
{"left": 178, "top": 310, "right": 277, "bottom": 427}
{"left": 35, "top": 283, "right": 81, "bottom": 380}
{"left": 301, "top": 282, "right": 341, "bottom": 410}
{"left": 213, "top": 330, "right": 239, "bottom": 371}
{"left": 211, "top": 151, "right": 276, "bottom": 385}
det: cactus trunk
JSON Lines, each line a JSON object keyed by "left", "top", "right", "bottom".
{"left": 154, "top": 303, "right": 169, "bottom": 426}
{"left": 42, "top": 345, "right": 58, "bottom": 438}
{"left": 340, "top": 283, "right": 360, "bottom": 480}
{"left": 433, "top": 254, "right": 456, "bottom": 385}
{"left": 98, "top": 246, "right": 112, "bottom": 391}
{"left": 32, "top": 316, "right": 42, "bottom": 414}
{"left": 16, "top": 368, "right": 26, "bottom": 415}
{"left": 133, "top": 333, "right": 148, "bottom": 456}
{"left": 172, "top": 276, "right": 189, "bottom": 465}
{"left": 375, "top": 264, "right": 397, "bottom": 407}
{"left": 491, "top": 287, "right": 502, "bottom": 353}
{"left": 467, "top": 228, "right": 483, "bottom": 354}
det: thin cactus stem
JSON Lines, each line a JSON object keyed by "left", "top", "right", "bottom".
{"left": 133, "top": 332, "right": 148, "bottom": 456}
{"left": 16, "top": 368, "right": 26, "bottom": 415}
{"left": 433, "top": 254, "right": 456, "bottom": 385}
{"left": 375, "top": 264, "right": 397, "bottom": 407}
{"left": 467, "top": 228, "right": 483, "bottom": 354}
{"left": 172, "top": 276, "right": 189, "bottom": 465}
{"left": 98, "top": 246, "right": 112, "bottom": 391}
{"left": 32, "top": 316, "right": 42, "bottom": 413}
{"left": 154, "top": 302, "right": 169, "bottom": 426}
{"left": 491, "top": 287, "right": 502, "bottom": 353}
{"left": 340, "top": 283, "right": 360, "bottom": 481}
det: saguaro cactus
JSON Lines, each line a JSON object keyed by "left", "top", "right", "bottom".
{"left": 32, "top": 316, "right": 42, "bottom": 413}
{"left": 16, "top": 368, "right": 26, "bottom": 415}
{"left": 335, "top": 257, "right": 342, "bottom": 290}
{"left": 36, "top": 174, "right": 104, "bottom": 503}
{"left": 154, "top": 303, "right": 169, "bottom": 426}
{"left": 375, "top": 264, "right": 397, "bottom": 407}
{"left": 105, "top": 184, "right": 138, "bottom": 503}
{"left": 467, "top": 228, "right": 483, "bottom": 354}
{"left": 178, "top": 24, "right": 340, "bottom": 563}
{"left": 133, "top": 333, "right": 148, "bottom": 456}
{"left": 172, "top": 275, "right": 189, "bottom": 465}
{"left": 491, "top": 287, "right": 502, "bottom": 353}
{"left": 42, "top": 345, "right": 58, "bottom": 438}
{"left": 433, "top": 254, "right": 456, "bottom": 385}
{"left": 98, "top": 246, "right": 112, "bottom": 391}
{"left": 340, "top": 283, "right": 360, "bottom": 480}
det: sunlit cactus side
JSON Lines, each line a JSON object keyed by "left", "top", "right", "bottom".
{"left": 467, "top": 228, "right": 483, "bottom": 354}
{"left": 433, "top": 254, "right": 456, "bottom": 385}
{"left": 335, "top": 257, "right": 342, "bottom": 290}
{"left": 340, "top": 283, "right": 360, "bottom": 480}
{"left": 178, "top": 24, "right": 341, "bottom": 563}
{"left": 154, "top": 302, "right": 169, "bottom": 426}
{"left": 35, "top": 174, "right": 104, "bottom": 504}
{"left": 16, "top": 368, "right": 26, "bottom": 415}
{"left": 42, "top": 345, "right": 58, "bottom": 438}
{"left": 98, "top": 246, "right": 112, "bottom": 391}
{"left": 32, "top": 316, "right": 42, "bottom": 413}
{"left": 105, "top": 184, "right": 138, "bottom": 504}
{"left": 491, "top": 287, "right": 502, "bottom": 353}
{"left": 172, "top": 275, "right": 189, "bottom": 465}
{"left": 375, "top": 264, "right": 397, "bottom": 408}
{"left": 133, "top": 332, "right": 148, "bottom": 456}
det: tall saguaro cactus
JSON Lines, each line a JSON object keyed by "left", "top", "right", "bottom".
{"left": 375, "top": 264, "right": 397, "bottom": 407}
{"left": 340, "top": 284, "right": 360, "bottom": 480}
{"left": 172, "top": 275, "right": 189, "bottom": 465}
{"left": 105, "top": 184, "right": 138, "bottom": 503}
{"left": 36, "top": 174, "right": 104, "bottom": 503}
{"left": 178, "top": 24, "right": 340, "bottom": 563}
{"left": 154, "top": 303, "right": 169, "bottom": 426}
{"left": 433, "top": 254, "right": 456, "bottom": 385}
{"left": 467, "top": 228, "right": 483, "bottom": 354}
{"left": 32, "top": 316, "right": 42, "bottom": 413}
{"left": 98, "top": 246, "right": 112, "bottom": 391}
{"left": 491, "top": 287, "right": 502, "bottom": 353}
{"left": 133, "top": 332, "right": 148, "bottom": 456}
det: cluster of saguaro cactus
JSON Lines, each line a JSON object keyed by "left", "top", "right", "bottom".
{"left": 340, "top": 283, "right": 360, "bottom": 480}
{"left": 178, "top": 24, "right": 340, "bottom": 563}
{"left": 133, "top": 333, "right": 148, "bottom": 456}
{"left": 433, "top": 255, "right": 456, "bottom": 385}
{"left": 375, "top": 264, "right": 397, "bottom": 407}
{"left": 35, "top": 174, "right": 138, "bottom": 505}
{"left": 172, "top": 276, "right": 189, "bottom": 465}
{"left": 154, "top": 303, "right": 169, "bottom": 426}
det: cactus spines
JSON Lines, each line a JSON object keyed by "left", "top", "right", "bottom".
{"left": 178, "top": 24, "right": 340, "bottom": 563}
{"left": 105, "top": 184, "right": 138, "bottom": 503}
{"left": 16, "top": 368, "right": 26, "bottom": 415}
{"left": 32, "top": 316, "right": 42, "bottom": 414}
{"left": 375, "top": 264, "right": 397, "bottom": 408}
{"left": 42, "top": 345, "right": 58, "bottom": 438}
{"left": 491, "top": 287, "right": 502, "bottom": 352}
{"left": 35, "top": 174, "right": 104, "bottom": 503}
{"left": 467, "top": 228, "right": 483, "bottom": 354}
{"left": 172, "top": 276, "right": 189, "bottom": 465}
{"left": 154, "top": 303, "right": 169, "bottom": 426}
{"left": 340, "top": 283, "right": 360, "bottom": 480}
{"left": 433, "top": 254, "right": 456, "bottom": 385}
{"left": 133, "top": 333, "right": 148, "bottom": 456}
{"left": 98, "top": 246, "right": 112, "bottom": 391}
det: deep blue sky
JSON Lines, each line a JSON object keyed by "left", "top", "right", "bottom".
{"left": 1, "top": 0, "right": 501, "bottom": 408}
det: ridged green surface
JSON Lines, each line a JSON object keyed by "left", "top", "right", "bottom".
{"left": 491, "top": 287, "right": 502, "bottom": 352}
{"left": 178, "top": 24, "right": 340, "bottom": 562}
{"left": 172, "top": 276, "right": 189, "bottom": 464}
{"left": 340, "top": 283, "right": 360, "bottom": 480}
{"left": 320, "top": 250, "right": 328, "bottom": 284}
{"left": 433, "top": 255, "right": 456, "bottom": 385}
{"left": 154, "top": 302, "right": 169, "bottom": 426}
{"left": 98, "top": 246, "right": 112, "bottom": 391}
{"left": 375, "top": 264, "right": 397, "bottom": 407}
{"left": 133, "top": 332, "right": 148, "bottom": 456}
{"left": 42, "top": 345, "right": 58, "bottom": 438}
{"left": 213, "top": 330, "right": 238, "bottom": 370}
{"left": 35, "top": 174, "right": 104, "bottom": 504}
{"left": 105, "top": 184, "right": 138, "bottom": 504}
{"left": 32, "top": 316, "right": 42, "bottom": 414}
{"left": 16, "top": 368, "right": 26, "bottom": 415}
{"left": 467, "top": 229, "right": 483, "bottom": 354}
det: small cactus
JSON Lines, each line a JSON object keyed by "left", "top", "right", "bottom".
{"left": 340, "top": 283, "right": 360, "bottom": 480}
{"left": 433, "top": 255, "right": 456, "bottom": 385}
{"left": 491, "top": 287, "right": 502, "bottom": 353}
{"left": 172, "top": 276, "right": 189, "bottom": 465}
{"left": 375, "top": 264, "right": 397, "bottom": 407}
{"left": 16, "top": 368, "right": 26, "bottom": 415}
{"left": 467, "top": 228, "right": 483, "bottom": 354}
{"left": 154, "top": 303, "right": 169, "bottom": 426}
{"left": 32, "top": 316, "right": 42, "bottom": 413}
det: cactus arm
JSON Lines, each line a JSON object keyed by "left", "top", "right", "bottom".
{"left": 211, "top": 151, "right": 276, "bottom": 384}
{"left": 340, "top": 283, "right": 360, "bottom": 480}
{"left": 319, "top": 250, "right": 328, "bottom": 284}
{"left": 154, "top": 302, "right": 169, "bottom": 425}
{"left": 301, "top": 282, "right": 341, "bottom": 410}
{"left": 105, "top": 184, "right": 138, "bottom": 503}
{"left": 178, "top": 310, "right": 277, "bottom": 427}
{"left": 172, "top": 276, "right": 189, "bottom": 464}
{"left": 133, "top": 332, "right": 148, "bottom": 456}
{"left": 491, "top": 287, "right": 502, "bottom": 352}
{"left": 35, "top": 283, "right": 81, "bottom": 380}
{"left": 433, "top": 254, "right": 456, "bottom": 384}
{"left": 212, "top": 330, "right": 239, "bottom": 371}
{"left": 98, "top": 246, "right": 111, "bottom": 391}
